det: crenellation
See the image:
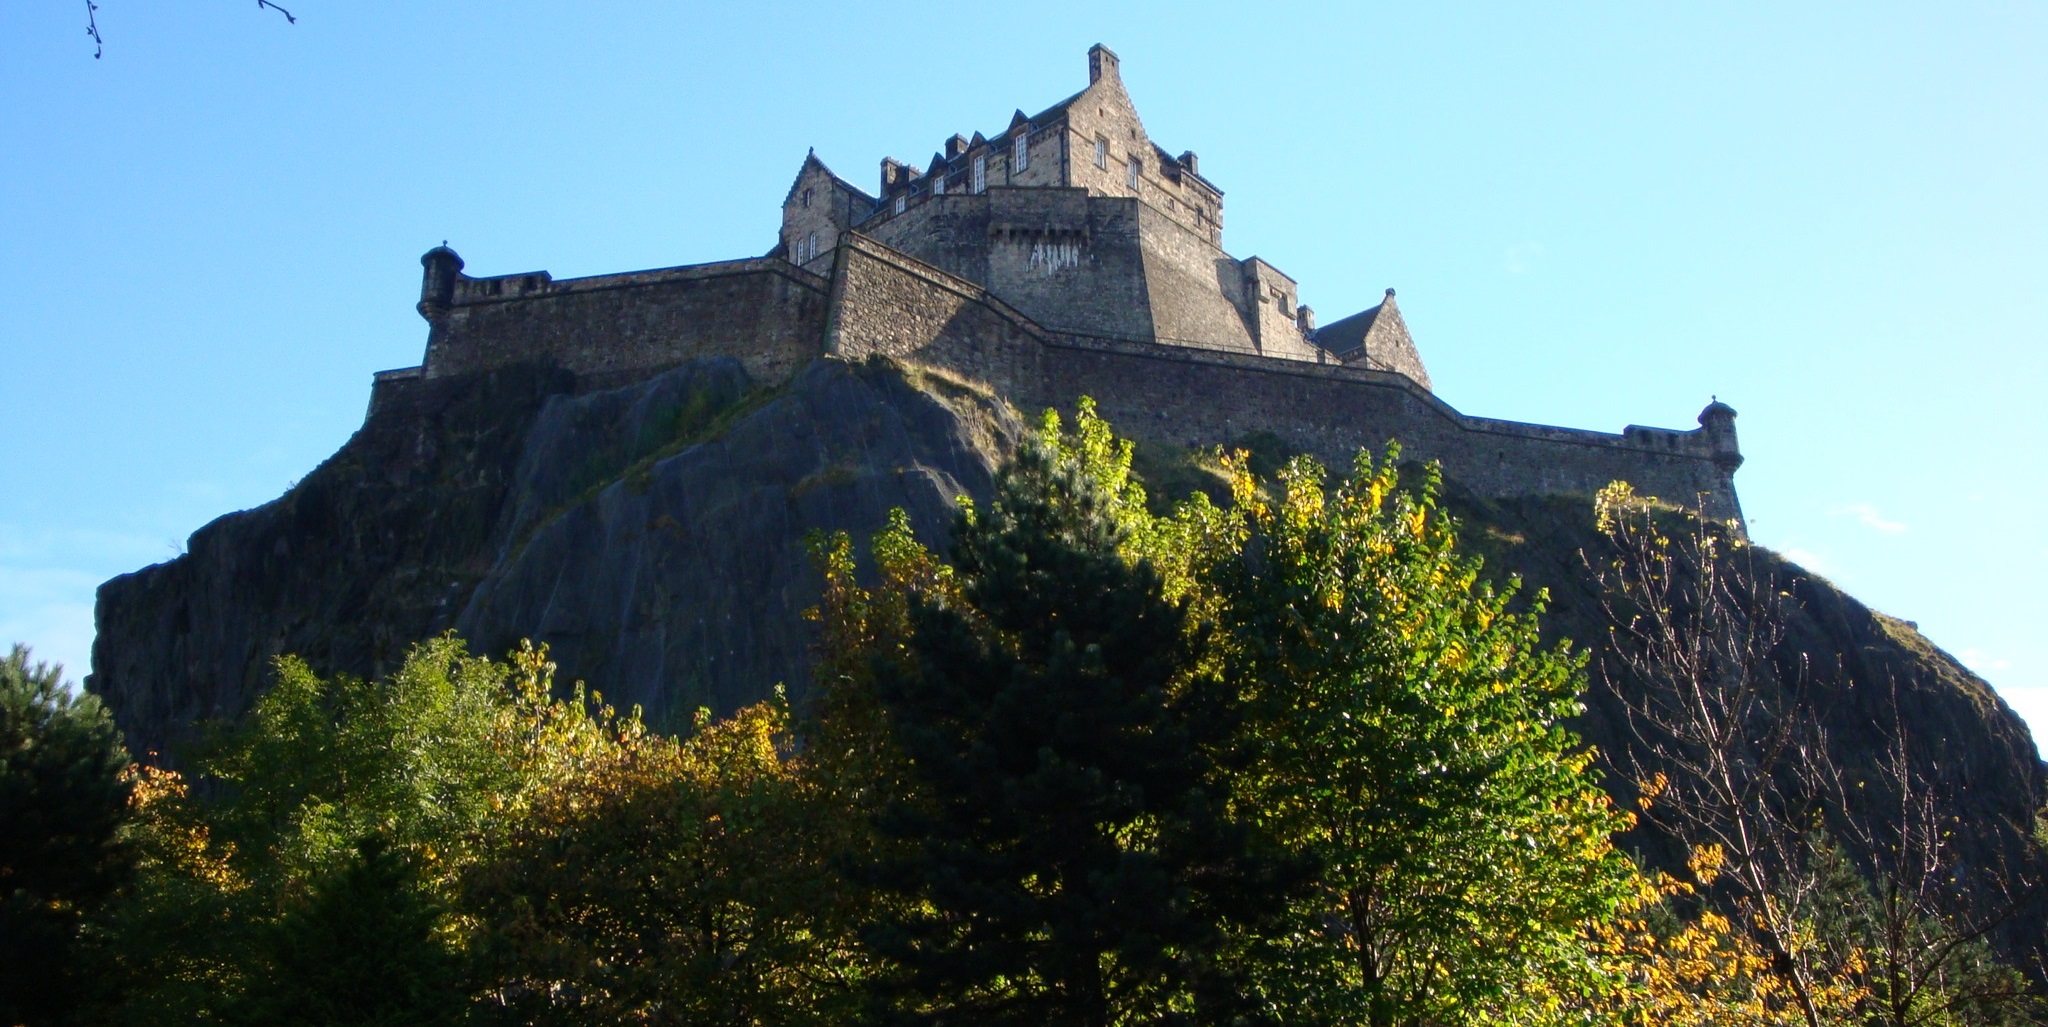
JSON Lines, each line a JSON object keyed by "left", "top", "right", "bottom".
{"left": 389, "top": 44, "right": 1743, "bottom": 523}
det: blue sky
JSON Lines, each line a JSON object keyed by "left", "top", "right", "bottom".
{"left": 2, "top": 2, "right": 2042, "bottom": 749}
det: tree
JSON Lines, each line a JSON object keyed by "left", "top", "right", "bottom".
{"left": 231, "top": 836, "right": 466, "bottom": 1027}
{"left": 854, "top": 420, "right": 1293, "bottom": 1026}
{"left": 1211, "top": 451, "right": 1638, "bottom": 1027}
{"left": 0, "top": 643, "right": 135, "bottom": 1026}
{"left": 1587, "top": 483, "right": 2046, "bottom": 1027}
{"left": 463, "top": 695, "right": 870, "bottom": 1027}
{"left": 89, "top": 635, "right": 621, "bottom": 1023}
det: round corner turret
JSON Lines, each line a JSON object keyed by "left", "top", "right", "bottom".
{"left": 1698, "top": 397, "right": 1742, "bottom": 471}
{"left": 418, "top": 243, "right": 465, "bottom": 320}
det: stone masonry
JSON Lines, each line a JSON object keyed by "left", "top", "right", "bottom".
{"left": 385, "top": 45, "right": 1744, "bottom": 523}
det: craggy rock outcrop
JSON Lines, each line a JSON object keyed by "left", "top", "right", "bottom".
{"left": 90, "top": 354, "right": 2042, "bottom": 968}
{"left": 90, "top": 356, "right": 1020, "bottom": 757}
{"left": 1444, "top": 490, "right": 2047, "bottom": 974}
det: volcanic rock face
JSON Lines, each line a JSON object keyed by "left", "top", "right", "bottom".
{"left": 91, "top": 356, "right": 1020, "bottom": 757}
{"left": 90, "top": 354, "right": 2043, "bottom": 968}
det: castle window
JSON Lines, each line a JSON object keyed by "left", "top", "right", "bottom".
{"left": 1127, "top": 156, "right": 1140, "bottom": 189}
{"left": 894, "top": 194, "right": 906, "bottom": 215}
{"left": 1014, "top": 133, "right": 1029, "bottom": 172}
{"left": 801, "top": 188, "right": 812, "bottom": 209}
{"left": 972, "top": 155, "right": 987, "bottom": 193}
{"left": 1094, "top": 136, "right": 1108, "bottom": 168}
{"left": 932, "top": 175, "right": 945, "bottom": 197}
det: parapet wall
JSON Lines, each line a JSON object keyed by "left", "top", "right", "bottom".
{"left": 827, "top": 233, "right": 1744, "bottom": 522}
{"left": 420, "top": 257, "right": 832, "bottom": 390}
{"left": 380, "top": 234, "right": 1742, "bottom": 523}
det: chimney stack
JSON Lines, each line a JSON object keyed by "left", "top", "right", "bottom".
{"left": 1088, "top": 44, "right": 1120, "bottom": 84}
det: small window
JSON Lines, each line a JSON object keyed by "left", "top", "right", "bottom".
{"left": 1126, "top": 156, "right": 1140, "bottom": 189}
{"left": 894, "top": 194, "right": 906, "bottom": 215}
{"left": 801, "top": 188, "right": 812, "bottom": 209}
{"left": 1014, "top": 133, "right": 1029, "bottom": 172}
{"left": 1094, "top": 137, "right": 1108, "bottom": 168}
{"left": 932, "top": 175, "right": 945, "bottom": 197}
{"left": 972, "top": 155, "right": 987, "bottom": 194}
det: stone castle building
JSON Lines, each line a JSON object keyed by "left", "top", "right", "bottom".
{"left": 777, "top": 45, "right": 1428, "bottom": 385}
{"left": 392, "top": 45, "right": 1743, "bottom": 521}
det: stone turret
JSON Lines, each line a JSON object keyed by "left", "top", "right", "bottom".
{"left": 418, "top": 244, "right": 463, "bottom": 320}
{"left": 1699, "top": 398, "right": 1742, "bottom": 471}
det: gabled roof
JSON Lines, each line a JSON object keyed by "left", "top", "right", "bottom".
{"left": 1028, "top": 89, "right": 1086, "bottom": 128}
{"left": 781, "top": 149, "right": 877, "bottom": 209}
{"left": 1313, "top": 289, "right": 1432, "bottom": 390}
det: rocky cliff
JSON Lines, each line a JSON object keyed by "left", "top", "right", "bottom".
{"left": 90, "top": 354, "right": 2043, "bottom": 967}
{"left": 91, "top": 356, "right": 1018, "bottom": 754}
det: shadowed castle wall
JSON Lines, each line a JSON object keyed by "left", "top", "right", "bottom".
{"left": 416, "top": 257, "right": 831, "bottom": 390}
{"left": 825, "top": 234, "right": 1743, "bottom": 520}
{"left": 381, "top": 233, "right": 1741, "bottom": 522}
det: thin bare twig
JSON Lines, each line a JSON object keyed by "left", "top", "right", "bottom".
{"left": 84, "top": 0, "right": 103, "bottom": 58}
{"left": 256, "top": 0, "right": 297, "bottom": 24}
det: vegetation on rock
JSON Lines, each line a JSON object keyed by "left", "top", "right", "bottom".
{"left": 15, "top": 400, "right": 2044, "bottom": 1025}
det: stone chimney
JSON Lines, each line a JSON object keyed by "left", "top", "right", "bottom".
{"left": 1179, "top": 150, "right": 1199, "bottom": 177}
{"left": 1088, "top": 44, "right": 1120, "bottom": 84}
{"left": 945, "top": 134, "right": 969, "bottom": 160}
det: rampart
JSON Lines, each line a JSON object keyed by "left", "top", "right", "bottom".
{"left": 417, "top": 255, "right": 831, "bottom": 389}
{"left": 823, "top": 233, "right": 1744, "bottom": 522}
{"left": 373, "top": 232, "right": 1744, "bottom": 525}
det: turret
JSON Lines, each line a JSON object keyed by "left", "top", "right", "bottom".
{"left": 1698, "top": 397, "right": 1742, "bottom": 472}
{"left": 418, "top": 243, "right": 463, "bottom": 320}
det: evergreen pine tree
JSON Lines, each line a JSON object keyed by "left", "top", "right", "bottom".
{"left": 233, "top": 836, "right": 466, "bottom": 1027}
{"left": 861, "top": 441, "right": 1288, "bottom": 1027}
{"left": 0, "top": 644, "right": 134, "bottom": 1026}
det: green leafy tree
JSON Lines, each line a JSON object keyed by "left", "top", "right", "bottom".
{"left": 232, "top": 835, "right": 466, "bottom": 1027}
{"left": 92, "top": 635, "right": 615, "bottom": 1023}
{"left": 463, "top": 694, "right": 870, "bottom": 1027}
{"left": 0, "top": 644, "right": 134, "bottom": 1026}
{"left": 855, "top": 424, "right": 1293, "bottom": 1026}
{"left": 1210, "top": 451, "right": 1638, "bottom": 1027}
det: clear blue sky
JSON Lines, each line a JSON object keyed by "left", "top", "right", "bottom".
{"left": 3, "top": 3, "right": 2042, "bottom": 749}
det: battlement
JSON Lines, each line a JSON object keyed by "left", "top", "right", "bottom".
{"left": 378, "top": 44, "right": 1742, "bottom": 523}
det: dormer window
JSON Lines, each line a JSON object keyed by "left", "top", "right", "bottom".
{"left": 1127, "top": 156, "right": 1140, "bottom": 189}
{"left": 895, "top": 194, "right": 906, "bottom": 215}
{"left": 932, "top": 175, "right": 945, "bottom": 197}
{"left": 1094, "top": 136, "right": 1108, "bottom": 168}
{"left": 972, "top": 155, "right": 987, "bottom": 194}
{"left": 1014, "top": 133, "right": 1029, "bottom": 172}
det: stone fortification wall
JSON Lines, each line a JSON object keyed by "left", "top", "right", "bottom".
{"left": 827, "top": 234, "right": 1743, "bottom": 521}
{"left": 862, "top": 186, "right": 1318, "bottom": 360}
{"left": 417, "top": 257, "right": 831, "bottom": 390}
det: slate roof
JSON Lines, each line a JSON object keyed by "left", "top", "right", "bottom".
{"left": 1312, "top": 301, "right": 1388, "bottom": 359}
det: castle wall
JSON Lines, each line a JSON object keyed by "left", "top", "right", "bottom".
{"left": 1132, "top": 202, "right": 1264, "bottom": 355}
{"left": 826, "top": 234, "right": 1742, "bottom": 521}
{"left": 419, "top": 257, "right": 831, "bottom": 389}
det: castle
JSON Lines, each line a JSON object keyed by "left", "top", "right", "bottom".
{"left": 386, "top": 45, "right": 1743, "bottom": 521}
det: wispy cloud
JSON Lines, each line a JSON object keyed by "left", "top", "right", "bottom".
{"left": 1504, "top": 242, "right": 1544, "bottom": 275}
{"left": 1830, "top": 503, "right": 1907, "bottom": 534}
{"left": 1781, "top": 547, "right": 1834, "bottom": 576}
{"left": 1959, "top": 648, "right": 2014, "bottom": 674}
